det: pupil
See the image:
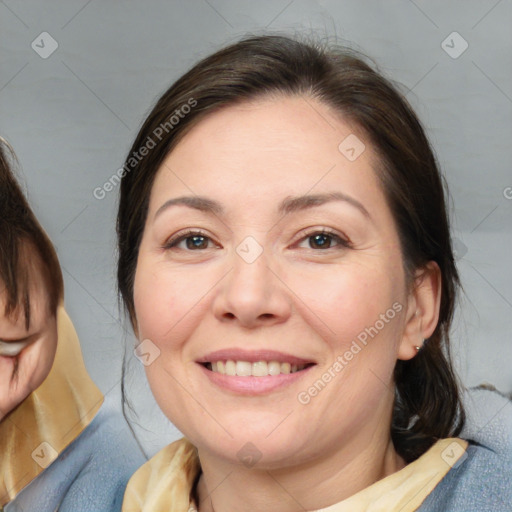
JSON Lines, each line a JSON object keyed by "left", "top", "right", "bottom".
{"left": 312, "top": 234, "right": 330, "bottom": 248}
{"left": 187, "top": 236, "right": 206, "bottom": 249}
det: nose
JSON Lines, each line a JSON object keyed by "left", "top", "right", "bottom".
{"left": 212, "top": 248, "right": 292, "bottom": 329}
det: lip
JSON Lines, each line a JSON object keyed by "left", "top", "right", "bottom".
{"left": 198, "top": 363, "right": 315, "bottom": 395}
{"left": 196, "top": 349, "right": 315, "bottom": 366}
{"left": 196, "top": 349, "right": 316, "bottom": 395}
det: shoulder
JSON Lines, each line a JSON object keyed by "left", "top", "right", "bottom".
{"left": 122, "top": 438, "right": 199, "bottom": 512}
{"left": 10, "top": 394, "right": 146, "bottom": 512}
{"left": 59, "top": 393, "right": 146, "bottom": 509}
{"left": 461, "top": 386, "right": 512, "bottom": 452}
{"left": 419, "top": 388, "right": 512, "bottom": 511}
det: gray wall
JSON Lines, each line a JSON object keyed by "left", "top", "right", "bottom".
{"left": 1, "top": 0, "right": 511, "bottom": 455}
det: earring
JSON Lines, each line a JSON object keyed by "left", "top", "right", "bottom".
{"left": 415, "top": 339, "right": 427, "bottom": 351}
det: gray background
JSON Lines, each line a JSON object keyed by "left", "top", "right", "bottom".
{"left": 1, "top": 0, "right": 511, "bottom": 456}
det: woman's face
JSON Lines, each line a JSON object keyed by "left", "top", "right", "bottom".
{"left": 0, "top": 263, "right": 58, "bottom": 421}
{"left": 134, "top": 96, "right": 419, "bottom": 468}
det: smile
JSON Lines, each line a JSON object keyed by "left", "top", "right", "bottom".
{"left": 205, "top": 360, "right": 310, "bottom": 376}
{"left": 0, "top": 340, "right": 30, "bottom": 357}
{"left": 197, "top": 349, "right": 316, "bottom": 394}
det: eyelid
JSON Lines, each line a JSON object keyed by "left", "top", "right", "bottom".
{"left": 163, "top": 228, "right": 218, "bottom": 249}
{"left": 162, "top": 226, "right": 352, "bottom": 251}
{"left": 293, "top": 227, "right": 352, "bottom": 249}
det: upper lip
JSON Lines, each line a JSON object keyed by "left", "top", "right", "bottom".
{"left": 196, "top": 349, "right": 315, "bottom": 366}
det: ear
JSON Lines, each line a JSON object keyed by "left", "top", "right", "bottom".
{"left": 398, "top": 261, "right": 442, "bottom": 361}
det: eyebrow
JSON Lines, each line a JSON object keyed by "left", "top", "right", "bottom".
{"left": 154, "top": 192, "right": 371, "bottom": 221}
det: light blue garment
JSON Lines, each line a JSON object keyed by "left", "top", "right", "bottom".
{"left": 419, "top": 387, "right": 512, "bottom": 511}
{"left": 5, "top": 393, "right": 145, "bottom": 512}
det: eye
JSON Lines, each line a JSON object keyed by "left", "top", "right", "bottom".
{"left": 296, "top": 229, "right": 351, "bottom": 250}
{"left": 163, "top": 229, "right": 217, "bottom": 251}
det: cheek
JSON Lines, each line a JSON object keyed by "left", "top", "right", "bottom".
{"left": 22, "top": 328, "right": 58, "bottom": 392}
{"left": 133, "top": 259, "right": 208, "bottom": 346}
{"left": 289, "top": 260, "right": 402, "bottom": 349}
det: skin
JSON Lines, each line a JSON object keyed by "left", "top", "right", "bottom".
{"left": 0, "top": 256, "right": 58, "bottom": 421}
{"left": 133, "top": 95, "right": 441, "bottom": 511}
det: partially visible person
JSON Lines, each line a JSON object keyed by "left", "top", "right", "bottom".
{"left": 0, "top": 137, "right": 145, "bottom": 511}
{"left": 117, "top": 35, "right": 512, "bottom": 511}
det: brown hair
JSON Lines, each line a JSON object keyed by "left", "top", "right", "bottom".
{"left": 0, "top": 138, "right": 63, "bottom": 328}
{"left": 117, "top": 34, "right": 465, "bottom": 462}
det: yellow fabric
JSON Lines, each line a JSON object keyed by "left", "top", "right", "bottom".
{"left": 123, "top": 437, "right": 468, "bottom": 512}
{"left": 0, "top": 304, "right": 104, "bottom": 506}
{"left": 315, "top": 438, "right": 468, "bottom": 512}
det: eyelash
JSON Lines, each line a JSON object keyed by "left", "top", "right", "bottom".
{"left": 163, "top": 228, "right": 352, "bottom": 251}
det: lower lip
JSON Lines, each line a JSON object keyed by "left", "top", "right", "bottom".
{"left": 198, "top": 363, "right": 315, "bottom": 395}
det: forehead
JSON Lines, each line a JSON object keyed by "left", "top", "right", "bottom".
{"left": 149, "top": 96, "right": 388, "bottom": 220}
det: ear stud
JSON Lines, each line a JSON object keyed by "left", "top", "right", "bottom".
{"left": 415, "top": 339, "right": 427, "bottom": 351}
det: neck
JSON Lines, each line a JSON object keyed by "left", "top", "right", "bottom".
{"left": 196, "top": 429, "right": 405, "bottom": 512}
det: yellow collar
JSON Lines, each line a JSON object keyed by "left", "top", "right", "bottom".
{"left": 122, "top": 437, "right": 468, "bottom": 511}
{"left": 0, "top": 304, "right": 103, "bottom": 505}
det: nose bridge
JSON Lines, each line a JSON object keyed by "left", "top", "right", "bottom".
{"left": 230, "top": 236, "right": 273, "bottom": 299}
{"left": 212, "top": 235, "right": 291, "bottom": 325}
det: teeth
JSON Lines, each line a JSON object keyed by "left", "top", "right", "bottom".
{"left": 0, "top": 340, "right": 29, "bottom": 357}
{"left": 209, "top": 359, "right": 307, "bottom": 377}
{"left": 252, "top": 361, "right": 268, "bottom": 377}
{"left": 268, "top": 361, "right": 281, "bottom": 375}
{"left": 235, "top": 361, "right": 252, "bottom": 376}
{"left": 225, "top": 360, "right": 236, "bottom": 376}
